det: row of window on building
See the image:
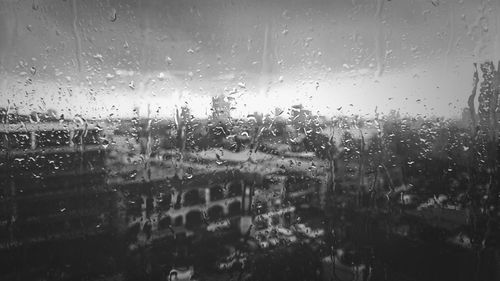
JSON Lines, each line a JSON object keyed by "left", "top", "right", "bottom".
{"left": 0, "top": 129, "right": 101, "bottom": 150}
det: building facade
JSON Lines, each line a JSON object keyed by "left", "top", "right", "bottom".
{"left": 0, "top": 122, "right": 112, "bottom": 248}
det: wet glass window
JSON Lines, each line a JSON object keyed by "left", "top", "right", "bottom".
{"left": 2, "top": 0, "right": 500, "bottom": 281}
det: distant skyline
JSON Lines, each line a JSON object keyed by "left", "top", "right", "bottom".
{"left": 1, "top": 0, "right": 500, "bottom": 119}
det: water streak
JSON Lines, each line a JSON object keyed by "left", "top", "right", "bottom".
{"left": 374, "top": 0, "right": 385, "bottom": 77}
{"left": 71, "top": 0, "right": 82, "bottom": 72}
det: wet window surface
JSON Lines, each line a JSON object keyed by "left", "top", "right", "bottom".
{"left": 1, "top": 0, "right": 500, "bottom": 280}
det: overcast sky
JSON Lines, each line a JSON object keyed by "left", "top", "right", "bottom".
{"left": 1, "top": 0, "right": 500, "bottom": 119}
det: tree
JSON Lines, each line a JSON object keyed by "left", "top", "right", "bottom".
{"left": 467, "top": 61, "right": 500, "bottom": 281}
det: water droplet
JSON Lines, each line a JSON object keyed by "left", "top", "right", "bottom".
{"left": 158, "top": 72, "right": 166, "bottom": 80}
{"left": 110, "top": 8, "right": 117, "bottom": 22}
{"left": 128, "top": 170, "right": 138, "bottom": 179}
{"left": 93, "top": 53, "right": 104, "bottom": 62}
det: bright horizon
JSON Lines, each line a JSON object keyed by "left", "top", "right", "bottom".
{"left": 0, "top": 60, "right": 478, "bottom": 120}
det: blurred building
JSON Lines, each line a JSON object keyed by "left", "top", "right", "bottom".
{"left": 251, "top": 172, "right": 324, "bottom": 229}
{"left": 211, "top": 95, "right": 231, "bottom": 122}
{"left": 115, "top": 166, "right": 327, "bottom": 247}
{"left": 0, "top": 122, "right": 113, "bottom": 248}
{"left": 114, "top": 170, "right": 254, "bottom": 247}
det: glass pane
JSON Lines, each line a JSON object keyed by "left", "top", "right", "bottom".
{"left": 1, "top": 0, "right": 500, "bottom": 280}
